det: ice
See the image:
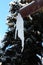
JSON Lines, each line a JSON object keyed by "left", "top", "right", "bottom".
{"left": 15, "top": 13, "right": 24, "bottom": 52}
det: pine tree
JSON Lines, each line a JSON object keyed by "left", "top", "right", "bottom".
{"left": 1, "top": 0, "right": 43, "bottom": 65}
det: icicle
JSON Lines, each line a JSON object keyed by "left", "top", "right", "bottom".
{"left": 15, "top": 13, "right": 24, "bottom": 52}
{"left": 28, "top": 15, "right": 33, "bottom": 20}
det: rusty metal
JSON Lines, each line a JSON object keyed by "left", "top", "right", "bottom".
{"left": 19, "top": 0, "right": 43, "bottom": 18}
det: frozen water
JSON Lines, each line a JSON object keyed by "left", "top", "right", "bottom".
{"left": 15, "top": 13, "right": 24, "bottom": 52}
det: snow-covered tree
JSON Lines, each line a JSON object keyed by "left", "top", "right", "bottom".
{"left": 1, "top": 0, "right": 43, "bottom": 65}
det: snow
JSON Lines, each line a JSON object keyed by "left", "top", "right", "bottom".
{"left": 20, "top": 1, "right": 35, "bottom": 10}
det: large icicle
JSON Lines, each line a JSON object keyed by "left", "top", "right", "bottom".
{"left": 15, "top": 13, "right": 24, "bottom": 52}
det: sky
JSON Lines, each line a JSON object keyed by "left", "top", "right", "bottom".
{"left": 0, "top": 0, "right": 12, "bottom": 47}
{"left": 0, "top": 0, "right": 20, "bottom": 47}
